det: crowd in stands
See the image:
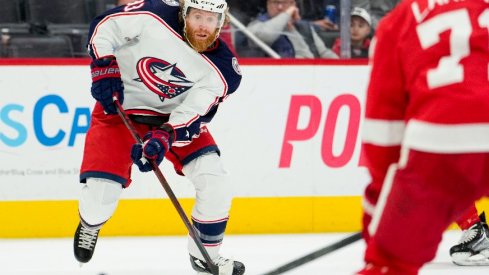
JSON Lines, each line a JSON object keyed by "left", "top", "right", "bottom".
{"left": 0, "top": 0, "right": 398, "bottom": 58}
{"left": 246, "top": 0, "right": 339, "bottom": 59}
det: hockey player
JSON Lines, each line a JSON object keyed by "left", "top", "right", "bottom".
{"left": 73, "top": 0, "right": 245, "bottom": 274}
{"left": 356, "top": 0, "right": 489, "bottom": 274}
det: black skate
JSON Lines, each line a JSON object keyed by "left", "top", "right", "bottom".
{"left": 450, "top": 212, "right": 489, "bottom": 266}
{"left": 190, "top": 254, "right": 245, "bottom": 275}
{"left": 73, "top": 222, "right": 100, "bottom": 264}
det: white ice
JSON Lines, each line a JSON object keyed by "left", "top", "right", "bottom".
{"left": 1, "top": 231, "right": 488, "bottom": 275}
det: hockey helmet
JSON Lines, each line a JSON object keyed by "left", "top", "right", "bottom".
{"left": 181, "top": 0, "right": 228, "bottom": 29}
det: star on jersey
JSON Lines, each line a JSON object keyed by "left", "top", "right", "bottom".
{"left": 135, "top": 57, "right": 194, "bottom": 99}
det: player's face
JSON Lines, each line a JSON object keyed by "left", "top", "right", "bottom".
{"left": 350, "top": 16, "right": 371, "bottom": 42}
{"left": 185, "top": 8, "right": 220, "bottom": 52}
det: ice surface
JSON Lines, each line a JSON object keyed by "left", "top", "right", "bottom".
{"left": 1, "top": 231, "right": 488, "bottom": 274}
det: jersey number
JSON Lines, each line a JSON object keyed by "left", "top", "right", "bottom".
{"left": 416, "top": 8, "right": 489, "bottom": 89}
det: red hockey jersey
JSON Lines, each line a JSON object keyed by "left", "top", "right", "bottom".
{"left": 362, "top": 0, "right": 489, "bottom": 187}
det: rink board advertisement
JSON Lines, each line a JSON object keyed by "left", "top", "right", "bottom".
{"left": 2, "top": 59, "right": 484, "bottom": 237}
{"left": 0, "top": 60, "right": 370, "bottom": 200}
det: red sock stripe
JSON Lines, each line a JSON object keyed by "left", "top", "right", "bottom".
{"left": 456, "top": 204, "right": 480, "bottom": 230}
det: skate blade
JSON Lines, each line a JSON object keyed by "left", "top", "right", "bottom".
{"left": 196, "top": 268, "right": 231, "bottom": 275}
{"left": 452, "top": 252, "right": 489, "bottom": 266}
{"left": 196, "top": 271, "right": 220, "bottom": 275}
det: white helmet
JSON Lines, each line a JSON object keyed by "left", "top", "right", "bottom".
{"left": 182, "top": 0, "right": 228, "bottom": 29}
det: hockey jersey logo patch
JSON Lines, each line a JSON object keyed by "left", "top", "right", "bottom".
{"left": 136, "top": 57, "right": 194, "bottom": 99}
{"left": 232, "top": 57, "right": 242, "bottom": 76}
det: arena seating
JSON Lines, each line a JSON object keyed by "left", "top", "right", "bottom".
{"left": 4, "top": 35, "right": 74, "bottom": 57}
{"left": 0, "top": 0, "right": 117, "bottom": 57}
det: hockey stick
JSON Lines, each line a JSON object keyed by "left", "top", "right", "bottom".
{"left": 261, "top": 232, "right": 362, "bottom": 275}
{"left": 113, "top": 97, "right": 219, "bottom": 275}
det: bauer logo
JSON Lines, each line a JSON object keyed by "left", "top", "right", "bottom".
{"left": 0, "top": 94, "right": 91, "bottom": 148}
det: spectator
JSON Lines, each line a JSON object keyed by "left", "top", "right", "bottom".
{"left": 247, "top": 0, "right": 338, "bottom": 58}
{"left": 352, "top": 0, "right": 399, "bottom": 30}
{"left": 298, "top": 0, "right": 338, "bottom": 31}
{"left": 331, "top": 7, "right": 371, "bottom": 58}
{"left": 225, "top": 0, "right": 266, "bottom": 56}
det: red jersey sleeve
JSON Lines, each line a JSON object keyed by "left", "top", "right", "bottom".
{"left": 361, "top": 8, "right": 408, "bottom": 186}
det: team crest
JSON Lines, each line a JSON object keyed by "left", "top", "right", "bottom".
{"left": 135, "top": 57, "right": 194, "bottom": 99}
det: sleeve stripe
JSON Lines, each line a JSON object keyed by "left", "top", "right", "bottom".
{"left": 403, "top": 120, "right": 489, "bottom": 153}
{"left": 201, "top": 55, "right": 228, "bottom": 98}
{"left": 362, "top": 119, "right": 405, "bottom": 146}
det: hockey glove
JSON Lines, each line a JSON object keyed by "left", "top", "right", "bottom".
{"left": 90, "top": 57, "right": 124, "bottom": 114}
{"left": 131, "top": 125, "right": 174, "bottom": 172}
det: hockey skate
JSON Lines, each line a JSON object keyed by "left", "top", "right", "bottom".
{"left": 450, "top": 212, "right": 489, "bottom": 266}
{"left": 73, "top": 222, "right": 100, "bottom": 264}
{"left": 190, "top": 254, "right": 245, "bottom": 275}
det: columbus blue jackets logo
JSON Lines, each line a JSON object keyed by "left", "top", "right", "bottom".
{"left": 135, "top": 57, "right": 194, "bottom": 99}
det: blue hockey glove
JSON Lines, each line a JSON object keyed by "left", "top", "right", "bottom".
{"left": 90, "top": 57, "right": 124, "bottom": 114}
{"left": 131, "top": 125, "right": 174, "bottom": 172}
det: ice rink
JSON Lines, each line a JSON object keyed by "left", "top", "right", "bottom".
{"left": 1, "top": 231, "right": 489, "bottom": 275}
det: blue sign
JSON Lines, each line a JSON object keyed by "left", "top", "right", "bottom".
{"left": 0, "top": 94, "right": 91, "bottom": 147}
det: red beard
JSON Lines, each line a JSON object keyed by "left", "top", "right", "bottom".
{"left": 185, "top": 25, "right": 219, "bottom": 52}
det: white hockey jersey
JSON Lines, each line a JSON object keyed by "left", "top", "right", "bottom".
{"left": 88, "top": 0, "right": 242, "bottom": 144}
